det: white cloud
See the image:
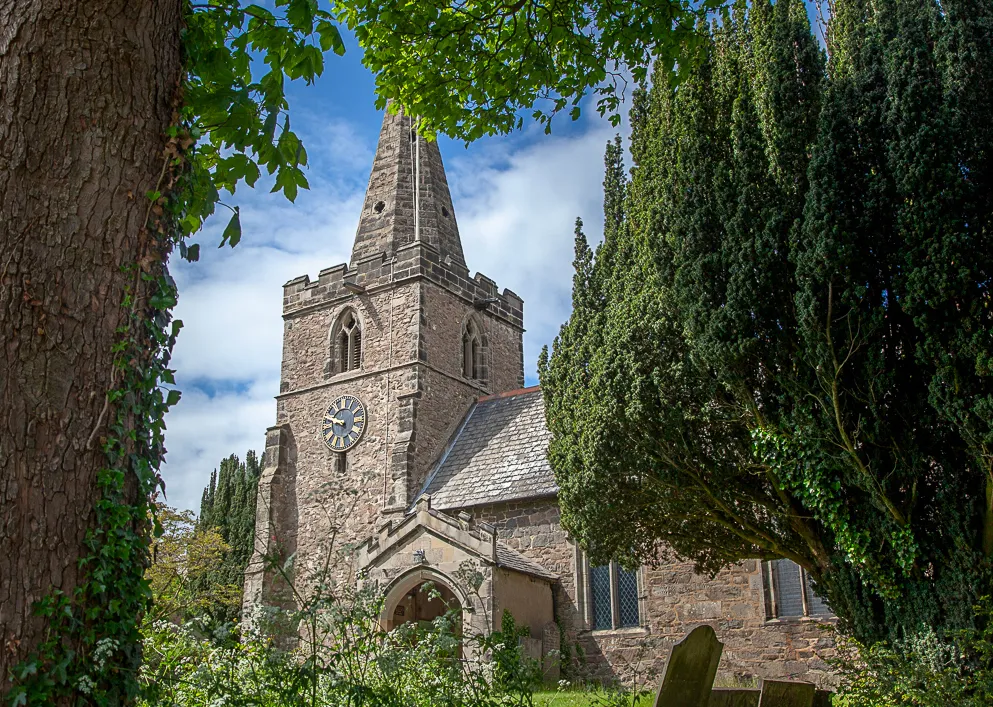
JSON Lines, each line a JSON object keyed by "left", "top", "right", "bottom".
{"left": 161, "top": 110, "right": 627, "bottom": 513}
{"left": 161, "top": 377, "right": 279, "bottom": 510}
{"left": 450, "top": 114, "right": 627, "bottom": 383}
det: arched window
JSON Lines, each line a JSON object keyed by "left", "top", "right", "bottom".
{"left": 462, "top": 318, "right": 482, "bottom": 380}
{"left": 335, "top": 310, "right": 362, "bottom": 373}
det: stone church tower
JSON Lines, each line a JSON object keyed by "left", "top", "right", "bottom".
{"left": 244, "top": 109, "right": 838, "bottom": 689}
{"left": 244, "top": 108, "right": 526, "bottom": 609}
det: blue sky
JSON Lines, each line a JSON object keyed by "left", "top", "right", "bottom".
{"left": 160, "top": 23, "right": 631, "bottom": 513}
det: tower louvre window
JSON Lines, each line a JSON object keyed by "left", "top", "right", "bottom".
{"left": 462, "top": 318, "right": 484, "bottom": 382}
{"left": 335, "top": 310, "right": 362, "bottom": 374}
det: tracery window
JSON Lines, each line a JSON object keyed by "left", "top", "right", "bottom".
{"left": 579, "top": 551, "right": 642, "bottom": 631}
{"left": 764, "top": 559, "right": 832, "bottom": 619}
{"left": 462, "top": 318, "right": 482, "bottom": 380}
{"left": 335, "top": 309, "right": 362, "bottom": 373}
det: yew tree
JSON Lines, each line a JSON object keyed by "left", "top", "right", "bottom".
{"left": 539, "top": 0, "right": 993, "bottom": 645}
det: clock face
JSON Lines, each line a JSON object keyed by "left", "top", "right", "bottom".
{"left": 321, "top": 394, "right": 367, "bottom": 452}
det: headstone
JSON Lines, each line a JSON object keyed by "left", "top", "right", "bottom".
{"left": 541, "top": 621, "right": 561, "bottom": 682}
{"left": 708, "top": 687, "right": 760, "bottom": 707}
{"left": 652, "top": 625, "right": 723, "bottom": 707}
{"left": 757, "top": 680, "right": 816, "bottom": 707}
{"left": 812, "top": 690, "right": 833, "bottom": 707}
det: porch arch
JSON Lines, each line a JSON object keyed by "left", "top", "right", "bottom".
{"left": 380, "top": 566, "right": 471, "bottom": 633}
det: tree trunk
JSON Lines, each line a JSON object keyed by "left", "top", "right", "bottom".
{"left": 0, "top": 0, "right": 183, "bottom": 696}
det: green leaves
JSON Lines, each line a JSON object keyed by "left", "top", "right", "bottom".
{"left": 333, "top": 0, "right": 706, "bottom": 141}
{"left": 543, "top": 0, "right": 993, "bottom": 646}
{"left": 180, "top": 0, "right": 345, "bottom": 247}
{"left": 219, "top": 207, "right": 241, "bottom": 248}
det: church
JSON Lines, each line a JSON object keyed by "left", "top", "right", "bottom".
{"left": 243, "top": 108, "right": 837, "bottom": 687}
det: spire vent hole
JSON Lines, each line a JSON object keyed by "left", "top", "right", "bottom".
{"left": 374, "top": 201, "right": 385, "bottom": 213}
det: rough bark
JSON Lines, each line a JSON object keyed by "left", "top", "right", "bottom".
{"left": 0, "top": 0, "right": 183, "bottom": 694}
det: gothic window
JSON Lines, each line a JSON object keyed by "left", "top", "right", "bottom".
{"left": 764, "top": 559, "right": 832, "bottom": 619}
{"left": 579, "top": 551, "right": 642, "bottom": 631}
{"left": 462, "top": 318, "right": 484, "bottom": 382}
{"left": 334, "top": 309, "right": 362, "bottom": 374}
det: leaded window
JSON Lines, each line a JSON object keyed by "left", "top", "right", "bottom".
{"left": 765, "top": 559, "right": 832, "bottom": 619}
{"left": 590, "top": 565, "right": 613, "bottom": 630}
{"left": 585, "top": 558, "right": 641, "bottom": 631}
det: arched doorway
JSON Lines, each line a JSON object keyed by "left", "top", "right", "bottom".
{"left": 385, "top": 580, "right": 462, "bottom": 632}
{"left": 380, "top": 568, "right": 470, "bottom": 637}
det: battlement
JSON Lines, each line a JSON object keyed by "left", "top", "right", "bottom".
{"left": 282, "top": 239, "right": 524, "bottom": 329}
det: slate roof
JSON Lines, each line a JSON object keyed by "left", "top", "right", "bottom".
{"left": 495, "top": 543, "right": 558, "bottom": 581}
{"left": 419, "top": 387, "right": 557, "bottom": 510}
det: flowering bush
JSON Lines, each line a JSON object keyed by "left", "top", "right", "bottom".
{"left": 138, "top": 576, "right": 541, "bottom": 706}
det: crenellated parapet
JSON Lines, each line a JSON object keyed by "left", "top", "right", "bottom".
{"left": 282, "top": 239, "right": 524, "bottom": 330}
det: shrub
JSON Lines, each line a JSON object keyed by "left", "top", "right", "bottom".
{"left": 836, "top": 599, "right": 993, "bottom": 706}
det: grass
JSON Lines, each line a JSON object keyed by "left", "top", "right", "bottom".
{"left": 532, "top": 689, "right": 654, "bottom": 706}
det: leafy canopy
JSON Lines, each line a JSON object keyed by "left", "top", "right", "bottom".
{"left": 540, "top": 0, "right": 993, "bottom": 645}
{"left": 178, "top": 0, "right": 346, "bottom": 259}
{"left": 333, "top": 0, "right": 724, "bottom": 140}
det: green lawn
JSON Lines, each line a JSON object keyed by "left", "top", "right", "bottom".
{"left": 532, "top": 689, "right": 653, "bottom": 707}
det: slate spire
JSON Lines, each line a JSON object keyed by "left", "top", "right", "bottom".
{"left": 350, "top": 106, "right": 466, "bottom": 268}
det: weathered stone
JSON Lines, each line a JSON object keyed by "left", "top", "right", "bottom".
{"left": 653, "top": 625, "right": 723, "bottom": 707}
{"left": 812, "top": 690, "right": 833, "bottom": 707}
{"left": 758, "top": 680, "right": 816, "bottom": 707}
{"left": 708, "top": 688, "right": 760, "bottom": 707}
{"left": 247, "top": 106, "right": 838, "bottom": 690}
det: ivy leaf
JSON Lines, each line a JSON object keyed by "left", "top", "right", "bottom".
{"left": 219, "top": 207, "right": 242, "bottom": 248}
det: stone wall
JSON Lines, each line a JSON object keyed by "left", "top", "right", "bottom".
{"left": 467, "top": 499, "right": 838, "bottom": 689}
{"left": 246, "top": 237, "right": 527, "bottom": 609}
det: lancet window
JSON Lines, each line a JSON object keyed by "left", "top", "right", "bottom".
{"left": 462, "top": 318, "right": 483, "bottom": 381}
{"left": 335, "top": 309, "right": 362, "bottom": 374}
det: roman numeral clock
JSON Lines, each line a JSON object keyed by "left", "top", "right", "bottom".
{"left": 321, "top": 394, "right": 367, "bottom": 452}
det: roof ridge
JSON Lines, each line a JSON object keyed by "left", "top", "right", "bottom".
{"left": 477, "top": 384, "right": 541, "bottom": 402}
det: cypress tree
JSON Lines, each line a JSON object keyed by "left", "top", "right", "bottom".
{"left": 193, "top": 448, "right": 263, "bottom": 621}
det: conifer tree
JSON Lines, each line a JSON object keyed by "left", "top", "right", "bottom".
{"left": 540, "top": 0, "right": 993, "bottom": 644}
{"left": 195, "top": 449, "right": 262, "bottom": 621}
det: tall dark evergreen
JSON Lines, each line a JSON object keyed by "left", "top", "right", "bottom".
{"left": 540, "top": 0, "right": 993, "bottom": 644}
{"left": 196, "top": 449, "right": 262, "bottom": 618}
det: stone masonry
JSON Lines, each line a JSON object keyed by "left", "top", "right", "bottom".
{"left": 244, "top": 108, "right": 525, "bottom": 610}
{"left": 244, "top": 106, "right": 836, "bottom": 690}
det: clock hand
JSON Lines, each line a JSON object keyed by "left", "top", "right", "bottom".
{"left": 331, "top": 416, "right": 347, "bottom": 426}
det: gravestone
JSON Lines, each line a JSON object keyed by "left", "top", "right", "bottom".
{"left": 653, "top": 625, "right": 723, "bottom": 707}
{"left": 708, "top": 687, "right": 760, "bottom": 707}
{"left": 812, "top": 690, "right": 833, "bottom": 707}
{"left": 757, "top": 679, "right": 816, "bottom": 707}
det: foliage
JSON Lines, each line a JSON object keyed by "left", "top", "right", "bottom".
{"left": 539, "top": 0, "right": 993, "bottom": 646}
{"left": 145, "top": 504, "right": 241, "bottom": 624}
{"left": 490, "top": 612, "right": 543, "bottom": 702}
{"left": 8, "top": 1, "right": 348, "bottom": 704}
{"left": 836, "top": 600, "right": 993, "bottom": 706}
{"left": 332, "top": 0, "right": 725, "bottom": 140}
{"left": 137, "top": 544, "right": 542, "bottom": 707}
{"left": 535, "top": 692, "right": 652, "bottom": 707}
{"left": 195, "top": 450, "right": 262, "bottom": 622}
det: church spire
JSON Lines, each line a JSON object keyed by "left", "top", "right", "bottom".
{"left": 350, "top": 106, "right": 466, "bottom": 268}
